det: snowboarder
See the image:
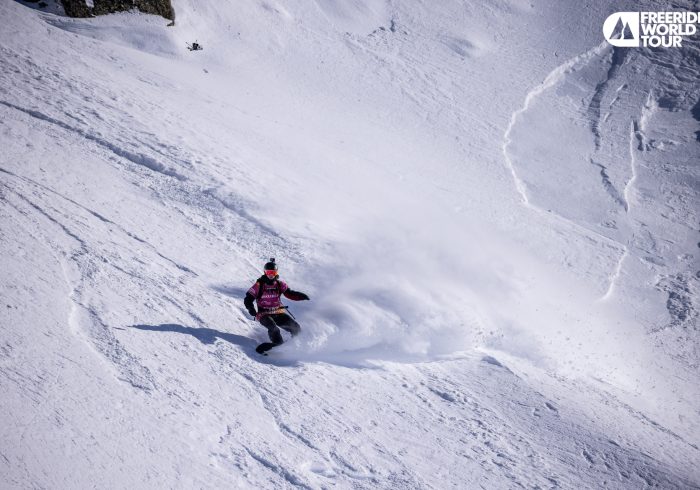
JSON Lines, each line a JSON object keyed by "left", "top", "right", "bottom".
{"left": 244, "top": 258, "right": 310, "bottom": 354}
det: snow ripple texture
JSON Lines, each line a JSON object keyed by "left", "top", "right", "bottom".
{"left": 1, "top": 1, "right": 698, "bottom": 489}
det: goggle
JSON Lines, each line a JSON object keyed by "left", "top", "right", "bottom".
{"left": 264, "top": 269, "right": 277, "bottom": 275}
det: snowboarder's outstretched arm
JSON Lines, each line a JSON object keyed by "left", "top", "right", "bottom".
{"left": 283, "top": 289, "right": 310, "bottom": 301}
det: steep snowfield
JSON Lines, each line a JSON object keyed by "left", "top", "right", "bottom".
{"left": 1, "top": 0, "right": 699, "bottom": 488}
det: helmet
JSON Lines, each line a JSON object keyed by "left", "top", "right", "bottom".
{"left": 264, "top": 258, "right": 277, "bottom": 272}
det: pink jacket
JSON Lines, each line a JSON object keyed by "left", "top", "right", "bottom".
{"left": 245, "top": 278, "right": 308, "bottom": 315}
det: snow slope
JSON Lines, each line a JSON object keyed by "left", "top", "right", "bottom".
{"left": 1, "top": 0, "right": 699, "bottom": 488}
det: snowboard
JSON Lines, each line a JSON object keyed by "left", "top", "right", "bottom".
{"left": 255, "top": 342, "right": 277, "bottom": 355}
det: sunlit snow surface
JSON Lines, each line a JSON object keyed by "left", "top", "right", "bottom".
{"left": 1, "top": 0, "right": 698, "bottom": 488}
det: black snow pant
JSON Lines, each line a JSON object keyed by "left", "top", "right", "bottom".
{"left": 259, "top": 313, "right": 300, "bottom": 345}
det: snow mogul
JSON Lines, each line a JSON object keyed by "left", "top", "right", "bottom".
{"left": 244, "top": 258, "right": 310, "bottom": 354}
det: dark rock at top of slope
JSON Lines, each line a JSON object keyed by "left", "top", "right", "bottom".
{"left": 61, "top": 0, "right": 90, "bottom": 17}
{"left": 61, "top": 0, "right": 174, "bottom": 21}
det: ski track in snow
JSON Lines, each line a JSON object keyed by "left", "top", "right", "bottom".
{"left": 0, "top": 99, "right": 188, "bottom": 181}
{"left": 502, "top": 37, "right": 695, "bottom": 309}
{"left": 0, "top": 167, "right": 196, "bottom": 275}
{"left": 503, "top": 41, "right": 610, "bottom": 207}
{"left": 0, "top": 96, "right": 292, "bottom": 262}
{"left": 502, "top": 41, "right": 634, "bottom": 299}
{"left": 1, "top": 179, "right": 159, "bottom": 392}
{"left": 586, "top": 47, "right": 631, "bottom": 214}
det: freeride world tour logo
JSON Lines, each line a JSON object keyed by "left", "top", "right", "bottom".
{"left": 603, "top": 11, "right": 699, "bottom": 47}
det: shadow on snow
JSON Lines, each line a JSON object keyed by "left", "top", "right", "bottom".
{"left": 129, "top": 323, "right": 300, "bottom": 367}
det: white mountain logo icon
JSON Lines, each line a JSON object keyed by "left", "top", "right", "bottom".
{"left": 603, "top": 12, "right": 640, "bottom": 47}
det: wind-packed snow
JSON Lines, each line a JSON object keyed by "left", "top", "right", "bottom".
{"left": 1, "top": 0, "right": 699, "bottom": 488}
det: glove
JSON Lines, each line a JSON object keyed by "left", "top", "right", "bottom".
{"left": 248, "top": 309, "right": 257, "bottom": 318}
{"left": 255, "top": 312, "right": 264, "bottom": 321}
{"left": 300, "top": 293, "right": 310, "bottom": 301}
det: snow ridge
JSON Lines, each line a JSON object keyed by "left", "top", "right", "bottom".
{"left": 1, "top": 171, "right": 158, "bottom": 392}
{"left": 0, "top": 100, "right": 187, "bottom": 181}
{"left": 502, "top": 41, "right": 609, "bottom": 206}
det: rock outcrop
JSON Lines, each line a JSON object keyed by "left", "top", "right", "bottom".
{"left": 61, "top": 0, "right": 174, "bottom": 21}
